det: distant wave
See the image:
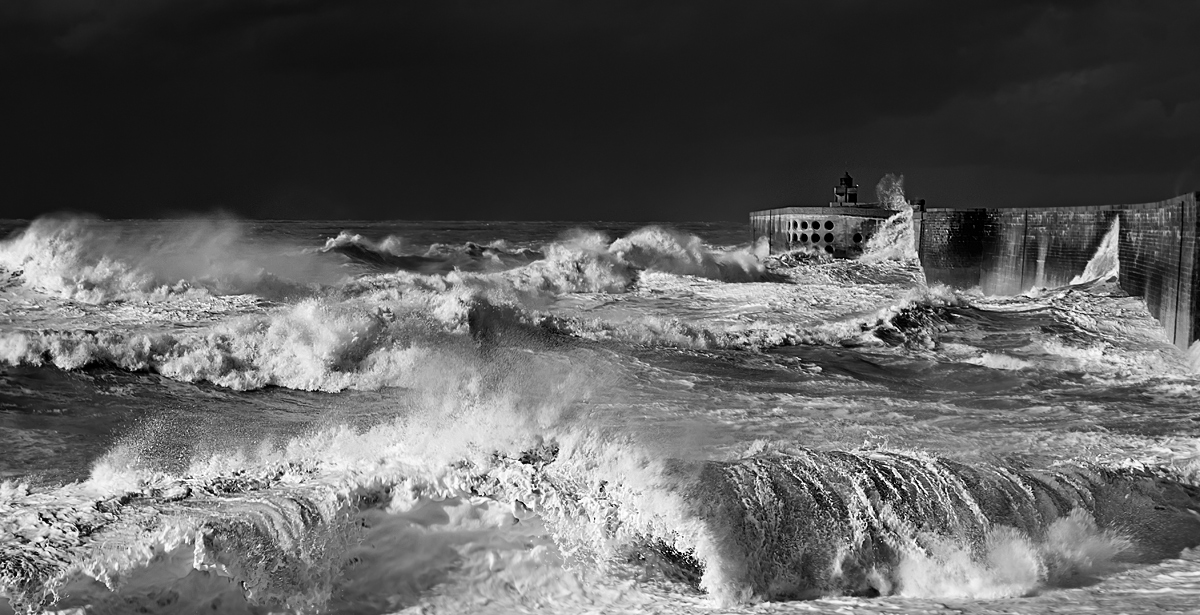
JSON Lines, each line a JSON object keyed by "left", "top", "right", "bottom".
{"left": 453, "top": 226, "right": 773, "bottom": 296}
{"left": 0, "top": 218, "right": 772, "bottom": 308}
{"left": 322, "top": 230, "right": 543, "bottom": 275}
{"left": 0, "top": 216, "right": 347, "bottom": 303}
{"left": 1, "top": 263, "right": 1181, "bottom": 392}
{"left": 548, "top": 285, "right": 959, "bottom": 351}
{"left": 0, "top": 226, "right": 780, "bottom": 390}
{"left": 340, "top": 227, "right": 775, "bottom": 307}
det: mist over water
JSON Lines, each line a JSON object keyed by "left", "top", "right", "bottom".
{"left": 1, "top": 216, "right": 1199, "bottom": 614}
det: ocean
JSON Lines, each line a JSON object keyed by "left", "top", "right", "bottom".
{"left": 1, "top": 214, "right": 1199, "bottom": 614}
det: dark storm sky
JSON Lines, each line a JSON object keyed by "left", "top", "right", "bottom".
{"left": 2, "top": 0, "right": 1198, "bottom": 220}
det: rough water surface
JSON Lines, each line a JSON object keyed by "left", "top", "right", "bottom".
{"left": 1, "top": 216, "right": 1199, "bottom": 615}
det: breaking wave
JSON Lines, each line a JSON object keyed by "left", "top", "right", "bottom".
{"left": 608, "top": 227, "right": 770, "bottom": 283}
{"left": 4, "top": 424, "right": 1199, "bottom": 612}
{"left": 475, "top": 226, "right": 772, "bottom": 296}
{"left": 0, "top": 293, "right": 568, "bottom": 392}
{"left": 323, "top": 226, "right": 772, "bottom": 296}
{"left": 0, "top": 216, "right": 347, "bottom": 303}
{"left": 861, "top": 174, "right": 917, "bottom": 263}
{"left": 1, "top": 218, "right": 769, "bottom": 308}
{"left": 323, "top": 231, "right": 543, "bottom": 275}
{"left": 861, "top": 208, "right": 918, "bottom": 263}
{"left": 1070, "top": 217, "right": 1120, "bottom": 285}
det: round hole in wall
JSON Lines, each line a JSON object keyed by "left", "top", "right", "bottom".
{"left": 799, "top": 233, "right": 808, "bottom": 242}
{"left": 790, "top": 233, "right": 798, "bottom": 242}
{"left": 800, "top": 221, "right": 808, "bottom": 230}
{"left": 824, "top": 232, "right": 834, "bottom": 243}
{"left": 825, "top": 220, "right": 834, "bottom": 230}
{"left": 853, "top": 233, "right": 863, "bottom": 243}
{"left": 824, "top": 245, "right": 834, "bottom": 254}
{"left": 811, "top": 233, "right": 820, "bottom": 242}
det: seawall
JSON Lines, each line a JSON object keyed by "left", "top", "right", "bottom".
{"left": 915, "top": 192, "right": 1200, "bottom": 350}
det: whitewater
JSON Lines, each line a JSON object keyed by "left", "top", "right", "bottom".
{"left": 2, "top": 214, "right": 1200, "bottom": 614}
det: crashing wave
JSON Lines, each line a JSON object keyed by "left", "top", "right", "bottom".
{"left": 607, "top": 227, "right": 770, "bottom": 283}
{"left": 4, "top": 433, "right": 1199, "bottom": 612}
{"left": 1, "top": 218, "right": 770, "bottom": 312}
{"left": 1070, "top": 217, "right": 1120, "bottom": 285}
{"left": 0, "top": 216, "right": 346, "bottom": 304}
{"left": 0, "top": 293, "right": 562, "bottom": 391}
{"left": 650, "top": 451, "right": 1200, "bottom": 602}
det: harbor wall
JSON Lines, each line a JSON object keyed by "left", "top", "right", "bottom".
{"left": 915, "top": 192, "right": 1200, "bottom": 350}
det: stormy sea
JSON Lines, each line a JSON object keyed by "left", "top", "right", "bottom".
{"left": 2, "top": 210, "right": 1199, "bottom": 615}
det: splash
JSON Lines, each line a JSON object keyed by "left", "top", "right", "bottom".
{"left": 861, "top": 175, "right": 917, "bottom": 262}
{"left": 1070, "top": 217, "right": 1120, "bottom": 285}
{"left": 860, "top": 208, "right": 918, "bottom": 263}
{"left": 875, "top": 173, "right": 908, "bottom": 212}
{"left": 891, "top": 510, "right": 1129, "bottom": 599}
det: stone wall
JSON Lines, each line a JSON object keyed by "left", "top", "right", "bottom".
{"left": 917, "top": 209, "right": 992, "bottom": 290}
{"left": 1118, "top": 197, "right": 1197, "bottom": 347}
{"left": 915, "top": 193, "right": 1200, "bottom": 350}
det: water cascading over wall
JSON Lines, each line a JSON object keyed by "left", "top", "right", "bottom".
{"left": 914, "top": 192, "right": 1200, "bottom": 351}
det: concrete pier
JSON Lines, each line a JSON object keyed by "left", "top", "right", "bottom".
{"left": 751, "top": 206, "right": 895, "bottom": 258}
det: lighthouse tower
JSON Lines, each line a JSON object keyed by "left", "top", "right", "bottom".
{"left": 832, "top": 172, "right": 858, "bottom": 205}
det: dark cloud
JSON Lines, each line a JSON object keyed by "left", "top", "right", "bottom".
{"left": 1, "top": 0, "right": 1197, "bottom": 220}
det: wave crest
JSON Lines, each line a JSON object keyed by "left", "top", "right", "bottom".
{"left": 5, "top": 415, "right": 1200, "bottom": 612}
{"left": 0, "top": 296, "right": 504, "bottom": 391}
{"left": 609, "top": 226, "right": 770, "bottom": 283}
{"left": 533, "top": 446, "right": 1200, "bottom": 604}
{"left": 0, "top": 216, "right": 346, "bottom": 304}
{"left": 323, "top": 231, "right": 543, "bottom": 275}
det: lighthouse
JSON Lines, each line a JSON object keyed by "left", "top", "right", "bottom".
{"left": 832, "top": 172, "right": 858, "bottom": 205}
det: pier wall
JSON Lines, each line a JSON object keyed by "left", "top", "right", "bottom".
{"left": 915, "top": 192, "right": 1200, "bottom": 350}
{"left": 750, "top": 206, "right": 894, "bottom": 258}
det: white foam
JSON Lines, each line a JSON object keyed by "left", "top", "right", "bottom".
{"left": 965, "top": 353, "right": 1034, "bottom": 370}
{"left": 894, "top": 510, "right": 1129, "bottom": 599}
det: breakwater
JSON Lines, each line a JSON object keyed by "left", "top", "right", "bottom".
{"left": 914, "top": 192, "right": 1200, "bottom": 350}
